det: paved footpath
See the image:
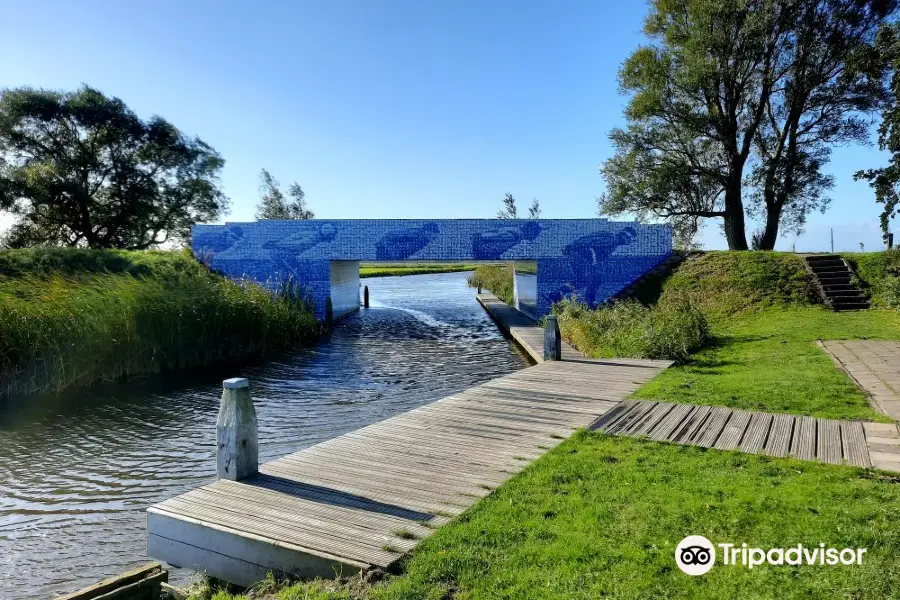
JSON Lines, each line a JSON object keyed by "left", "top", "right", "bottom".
{"left": 821, "top": 340, "right": 900, "bottom": 420}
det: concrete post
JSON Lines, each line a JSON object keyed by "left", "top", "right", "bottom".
{"left": 216, "top": 378, "right": 258, "bottom": 481}
{"left": 325, "top": 297, "right": 334, "bottom": 328}
{"left": 543, "top": 315, "right": 561, "bottom": 361}
{"left": 363, "top": 285, "right": 369, "bottom": 308}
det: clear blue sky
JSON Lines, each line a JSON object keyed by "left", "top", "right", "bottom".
{"left": 0, "top": 0, "right": 892, "bottom": 251}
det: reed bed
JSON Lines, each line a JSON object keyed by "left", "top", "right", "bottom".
{"left": 0, "top": 249, "right": 322, "bottom": 398}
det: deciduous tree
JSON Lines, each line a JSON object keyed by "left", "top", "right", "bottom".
{"left": 497, "top": 192, "right": 518, "bottom": 219}
{"left": 600, "top": 0, "right": 894, "bottom": 250}
{"left": 0, "top": 85, "right": 227, "bottom": 249}
{"left": 255, "top": 169, "right": 314, "bottom": 220}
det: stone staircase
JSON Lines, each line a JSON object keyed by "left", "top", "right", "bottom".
{"left": 804, "top": 254, "right": 870, "bottom": 311}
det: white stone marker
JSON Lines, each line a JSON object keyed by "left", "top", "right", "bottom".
{"left": 216, "top": 377, "right": 258, "bottom": 481}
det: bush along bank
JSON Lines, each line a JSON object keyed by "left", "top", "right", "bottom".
{"left": 466, "top": 264, "right": 515, "bottom": 304}
{"left": 0, "top": 249, "right": 323, "bottom": 399}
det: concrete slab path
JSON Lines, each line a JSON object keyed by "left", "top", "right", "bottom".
{"left": 820, "top": 340, "right": 900, "bottom": 421}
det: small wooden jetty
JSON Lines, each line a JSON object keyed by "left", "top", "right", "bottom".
{"left": 146, "top": 294, "right": 672, "bottom": 585}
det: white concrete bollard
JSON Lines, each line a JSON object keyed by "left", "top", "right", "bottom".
{"left": 216, "top": 377, "right": 258, "bottom": 481}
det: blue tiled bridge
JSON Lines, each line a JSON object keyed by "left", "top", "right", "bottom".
{"left": 192, "top": 219, "right": 672, "bottom": 319}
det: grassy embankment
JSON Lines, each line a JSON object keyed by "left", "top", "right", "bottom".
{"left": 190, "top": 432, "right": 900, "bottom": 600}
{"left": 0, "top": 248, "right": 322, "bottom": 398}
{"left": 359, "top": 263, "right": 481, "bottom": 278}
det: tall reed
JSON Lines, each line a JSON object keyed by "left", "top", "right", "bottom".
{"left": 0, "top": 250, "right": 322, "bottom": 398}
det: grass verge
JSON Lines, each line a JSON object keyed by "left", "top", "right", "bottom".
{"left": 0, "top": 248, "right": 322, "bottom": 398}
{"left": 188, "top": 432, "right": 900, "bottom": 600}
{"left": 632, "top": 308, "right": 897, "bottom": 421}
{"left": 359, "top": 263, "right": 479, "bottom": 278}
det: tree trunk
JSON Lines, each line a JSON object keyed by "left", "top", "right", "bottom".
{"left": 758, "top": 201, "right": 782, "bottom": 251}
{"left": 722, "top": 178, "right": 749, "bottom": 250}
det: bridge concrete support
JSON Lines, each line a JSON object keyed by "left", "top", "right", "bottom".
{"left": 512, "top": 263, "right": 537, "bottom": 319}
{"left": 329, "top": 261, "right": 360, "bottom": 320}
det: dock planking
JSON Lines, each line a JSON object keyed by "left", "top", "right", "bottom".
{"left": 147, "top": 294, "right": 672, "bottom": 586}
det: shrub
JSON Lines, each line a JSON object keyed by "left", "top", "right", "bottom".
{"left": 555, "top": 296, "right": 711, "bottom": 363}
{"left": 467, "top": 264, "right": 515, "bottom": 304}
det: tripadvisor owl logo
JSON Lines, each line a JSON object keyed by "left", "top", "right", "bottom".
{"left": 675, "top": 536, "right": 868, "bottom": 575}
{"left": 675, "top": 535, "right": 716, "bottom": 575}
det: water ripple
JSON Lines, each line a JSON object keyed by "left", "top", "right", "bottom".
{"left": 0, "top": 272, "right": 529, "bottom": 599}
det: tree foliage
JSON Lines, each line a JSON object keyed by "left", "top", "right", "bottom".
{"left": 497, "top": 192, "right": 518, "bottom": 219}
{"left": 855, "top": 23, "right": 900, "bottom": 235}
{"left": 528, "top": 197, "right": 541, "bottom": 218}
{"left": 255, "top": 169, "right": 313, "bottom": 220}
{"left": 0, "top": 85, "right": 227, "bottom": 249}
{"left": 600, "top": 0, "right": 895, "bottom": 250}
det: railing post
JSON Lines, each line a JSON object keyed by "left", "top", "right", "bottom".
{"left": 363, "top": 285, "right": 370, "bottom": 308}
{"left": 325, "top": 296, "right": 334, "bottom": 328}
{"left": 477, "top": 283, "right": 483, "bottom": 294}
{"left": 543, "top": 315, "right": 561, "bottom": 361}
{"left": 216, "top": 378, "right": 258, "bottom": 481}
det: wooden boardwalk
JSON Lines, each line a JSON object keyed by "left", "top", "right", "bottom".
{"left": 590, "top": 399, "right": 893, "bottom": 468}
{"left": 146, "top": 295, "right": 672, "bottom": 585}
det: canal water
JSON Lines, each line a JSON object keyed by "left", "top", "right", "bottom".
{"left": 0, "top": 272, "right": 531, "bottom": 600}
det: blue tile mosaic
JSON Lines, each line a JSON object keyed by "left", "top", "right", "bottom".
{"left": 192, "top": 219, "right": 672, "bottom": 318}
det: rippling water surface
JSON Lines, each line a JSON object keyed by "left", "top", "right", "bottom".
{"left": 0, "top": 272, "right": 530, "bottom": 599}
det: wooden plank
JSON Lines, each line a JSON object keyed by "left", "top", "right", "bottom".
{"left": 91, "top": 571, "right": 167, "bottom": 600}
{"left": 840, "top": 421, "right": 871, "bottom": 468}
{"left": 670, "top": 405, "right": 712, "bottom": 444}
{"left": 647, "top": 403, "right": 695, "bottom": 442}
{"left": 739, "top": 412, "right": 773, "bottom": 454}
{"left": 606, "top": 401, "right": 658, "bottom": 435}
{"left": 713, "top": 410, "right": 752, "bottom": 451}
{"left": 694, "top": 407, "right": 732, "bottom": 448}
{"left": 816, "top": 418, "right": 843, "bottom": 465}
{"left": 790, "top": 416, "right": 817, "bottom": 461}
{"left": 590, "top": 400, "right": 636, "bottom": 432}
{"left": 763, "top": 413, "right": 794, "bottom": 458}
{"left": 56, "top": 563, "right": 166, "bottom": 600}
{"left": 622, "top": 402, "right": 674, "bottom": 437}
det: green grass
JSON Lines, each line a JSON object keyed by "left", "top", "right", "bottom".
{"left": 632, "top": 308, "right": 897, "bottom": 420}
{"left": 190, "top": 432, "right": 900, "bottom": 600}
{"left": 651, "top": 251, "right": 818, "bottom": 315}
{"left": 844, "top": 249, "right": 900, "bottom": 308}
{"left": 359, "top": 263, "right": 479, "bottom": 278}
{"left": 0, "top": 248, "right": 322, "bottom": 398}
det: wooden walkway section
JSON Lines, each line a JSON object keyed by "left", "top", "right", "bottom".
{"left": 476, "top": 293, "right": 601, "bottom": 363}
{"left": 146, "top": 295, "right": 672, "bottom": 585}
{"left": 591, "top": 399, "right": 900, "bottom": 471}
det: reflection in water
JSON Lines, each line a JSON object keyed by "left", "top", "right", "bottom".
{"left": 0, "top": 272, "right": 530, "bottom": 600}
